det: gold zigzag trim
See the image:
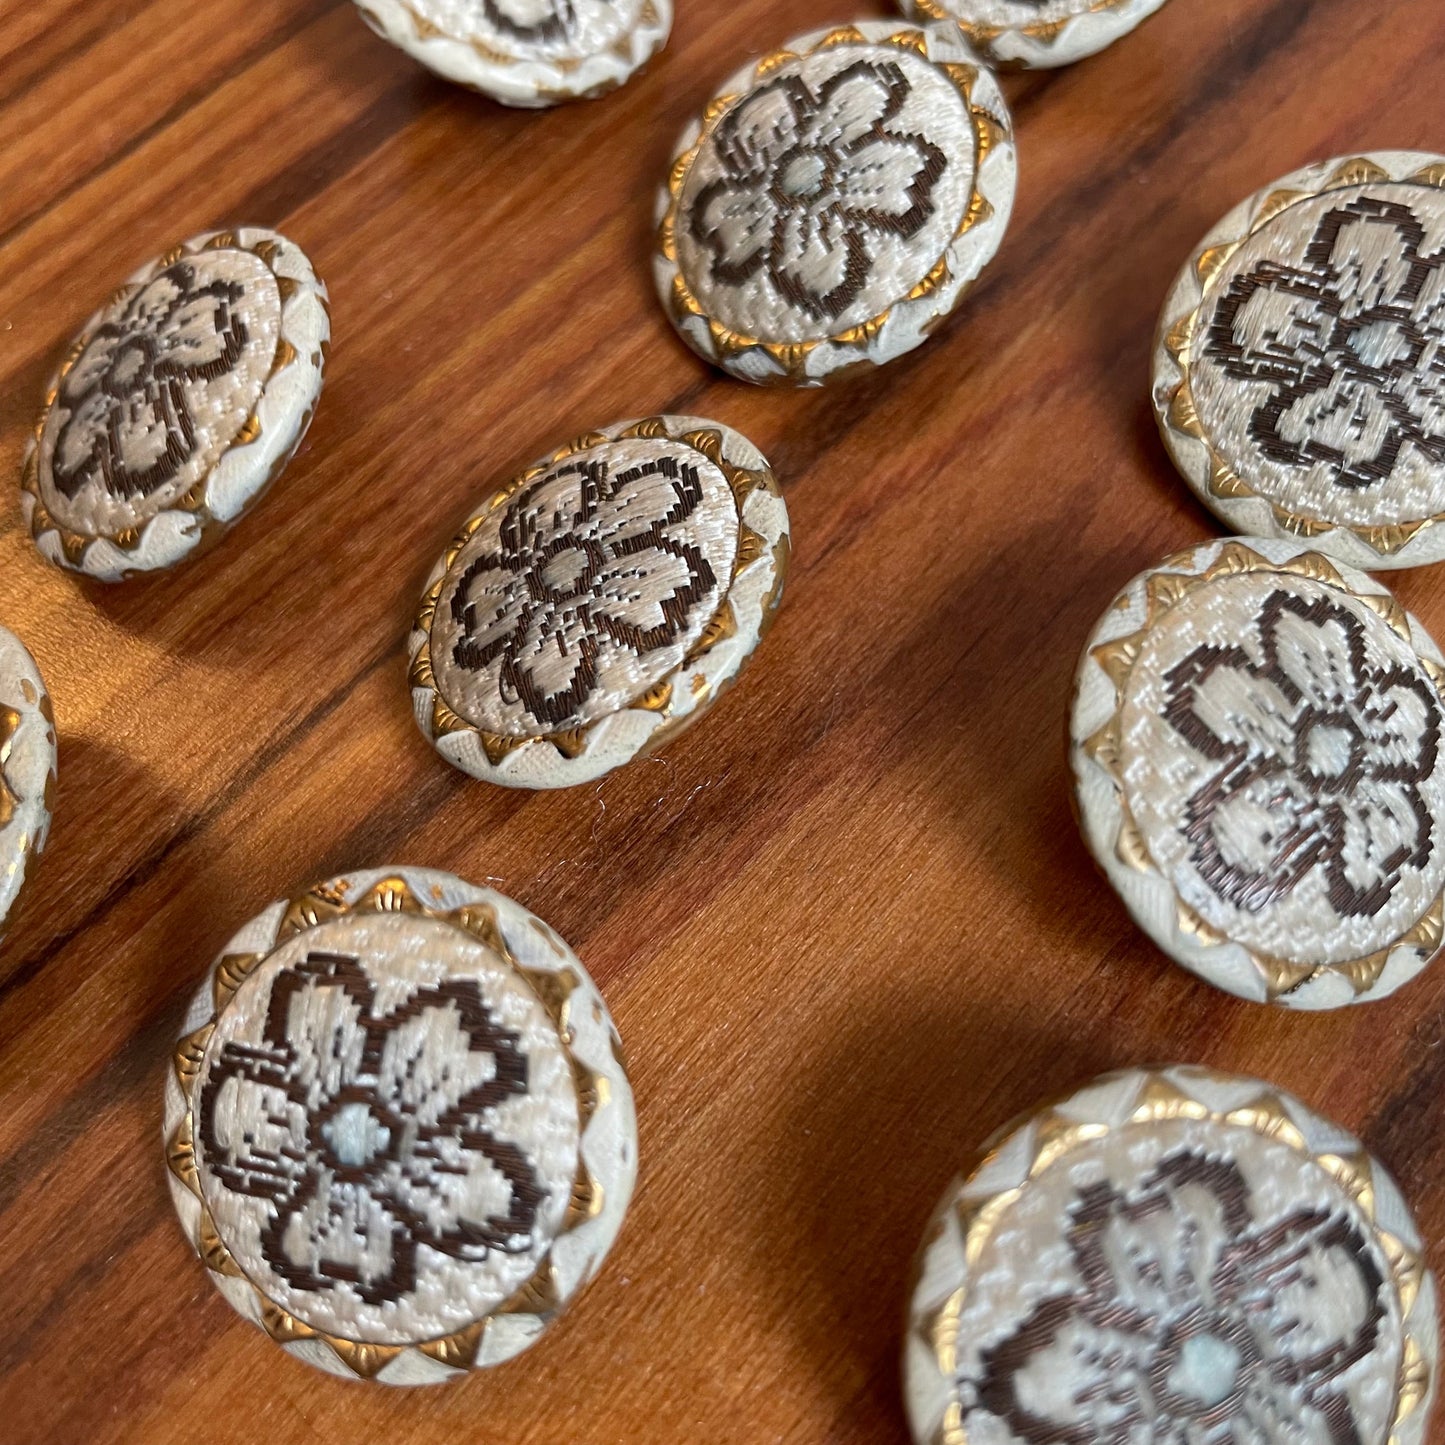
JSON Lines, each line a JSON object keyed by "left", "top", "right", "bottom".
{"left": 657, "top": 30, "right": 1007, "bottom": 380}
{"left": 23, "top": 231, "right": 325, "bottom": 570}
{"left": 919, "top": 1071, "right": 1430, "bottom": 1445}
{"left": 1161, "top": 157, "right": 1445, "bottom": 557}
{"left": 169, "top": 873, "right": 610, "bottom": 1380}
{"left": 908, "top": 0, "right": 1131, "bottom": 62}
{"left": 1082, "top": 541, "right": 1445, "bottom": 1000}
{"left": 410, "top": 420, "right": 787, "bottom": 768}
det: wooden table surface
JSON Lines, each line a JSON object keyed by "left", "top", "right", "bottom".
{"left": 3, "top": 0, "right": 1444, "bottom": 1440}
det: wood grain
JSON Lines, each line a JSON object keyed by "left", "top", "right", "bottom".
{"left": 1, "top": 1, "right": 1443, "bottom": 1440}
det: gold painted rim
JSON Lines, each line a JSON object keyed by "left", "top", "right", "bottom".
{"left": 1160, "top": 156, "right": 1445, "bottom": 559}
{"left": 916, "top": 1069, "right": 1433, "bottom": 1445}
{"left": 1080, "top": 540, "right": 1445, "bottom": 1002}
{"left": 22, "top": 230, "right": 329, "bottom": 573}
{"left": 410, "top": 416, "right": 789, "bottom": 769}
{"left": 166, "top": 873, "right": 612, "bottom": 1381}
{"left": 656, "top": 26, "right": 1010, "bottom": 382}
{"left": 910, "top": 0, "right": 1135, "bottom": 55}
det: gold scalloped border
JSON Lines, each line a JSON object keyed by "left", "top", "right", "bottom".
{"left": 1161, "top": 156, "right": 1445, "bottom": 559}
{"left": 409, "top": 416, "right": 789, "bottom": 770}
{"left": 22, "top": 230, "right": 329, "bottom": 574}
{"left": 384, "top": 0, "right": 663, "bottom": 78}
{"left": 1080, "top": 539, "right": 1445, "bottom": 1001}
{"left": 656, "top": 26, "right": 1011, "bottom": 382}
{"left": 916, "top": 1070, "right": 1433, "bottom": 1445}
{"left": 909, "top": 0, "right": 1133, "bottom": 61}
{"left": 166, "top": 873, "right": 613, "bottom": 1381}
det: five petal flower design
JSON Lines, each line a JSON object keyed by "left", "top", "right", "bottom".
{"left": 1160, "top": 589, "right": 1440, "bottom": 918}
{"left": 975, "top": 1151, "right": 1390, "bottom": 1445}
{"left": 51, "top": 262, "right": 252, "bottom": 503}
{"left": 690, "top": 58, "right": 948, "bottom": 323}
{"left": 448, "top": 454, "right": 722, "bottom": 730}
{"left": 1205, "top": 196, "right": 1445, "bottom": 491}
{"left": 199, "top": 951, "right": 544, "bottom": 1307}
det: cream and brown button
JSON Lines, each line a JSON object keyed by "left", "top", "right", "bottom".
{"left": 899, "top": 0, "right": 1171, "bottom": 69}
{"left": 164, "top": 867, "right": 635, "bottom": 1384}
{"left": 23, "top": 229, "right": 328, "bottom": 582}
{"left": 1155, "top": 152, "right": 1445, "bottom": 571}
{"left": 352, "top": 0, "right": 671, "bottom": 107}
{"left": 410, "top": 415, "right": 789, "bottom": 788}
{"left": 1071, "top": 537, "right": 1445, "bottom": 1009}
{"left": 0, "top": 627, "right": 55, "bottom": 943}
{"left": 905, "top": 1065, "right": 1438, "bottom": 1445}
{"left": 654, "top": 22, "right": 1016, "bottom": 386}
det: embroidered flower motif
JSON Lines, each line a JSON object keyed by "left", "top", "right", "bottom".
{"left": 482, "top": 0, "right": 578, "bottom": 44}
{"left": 1160, "top": 589, "right": 1440, "bottom": 918}
{"left": 51, "top": 262, "right": 253, "bottom": 503}
{"left": 975, "top": 1152, "right": 1390, "bottom": 1445}
{"left": 689, "top": 58, "right": 947, "bottom": 323}
{"left": 198, "top": 952, "right": 544, "bottom": 1306}
{"left": 448, "top": 454, "right": 721, "bottom": 730}
{"left": 1205, "top": 196, "right": 1445, "bottom": 491}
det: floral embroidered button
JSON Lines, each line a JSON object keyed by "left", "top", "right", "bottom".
{"left": 164, "top": 867, "right": 636, "bottom": 1384}
{"left": 409, "top": 415, "right": 789, "bottom": 788}
{"left": 905, "top": 1065, "right": 1438, "bottom": 1445}
{"left": 1071, "top": 537, "right": 1445, "bottom": 1009}
{"left": 0, "top": 627, "right": 55, "bottom": 942}
{"left": 654, "top": 22, "right": 1016, "bottom": 385}
{"left": 898, "top": 0, "right": 1171, "bottom": 69}
{"left": 1156, "top": 153, "right": 1445, "bottom": 571}
{"left": 23, "top": 229, "right": 328, "bottom": 582}
{"left": 352, "top": 0, "right": 671, "bottom": 107}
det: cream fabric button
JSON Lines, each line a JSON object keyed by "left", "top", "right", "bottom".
{"left": 353, "top": 0, "right": 671, "bottom": 107}
{"left": 654, "top": 22, "right": 1016, "bottom": 386}
{"left": 0, "top": 627, "right": 55, "bottom": 941}
{"left": 409, "top": 415, "right": 789, "bottom": 788}
{"left": 905, "top": 1065, "right": 1438, "bottom": 1445}
{"left": 1155, "top": 153, "right": 1445, "bottom": 571}
{"left": 1071, "top": 537, "right": 1445, "bottom": 1009}
{"left": 23, "top": 229, "right": 328, "bottom": 582}
{"left": 899, "top": 0, "right": 1170, "bottom": 68}
{"left": 163, "top": 867, "right": 635, "bottom": 1384}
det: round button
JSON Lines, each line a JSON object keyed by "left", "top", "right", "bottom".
{"left": 0, "top": 627, "right": 55, "bottom": 942}
{"left": 905, "top": 1065, "right": 1437, "bottom": 1445}
{"left": 352, "top": 0, "right": 671, "bottom": 107}
{"left": 1071, "top": 537, "right": 1445, "bottom": 1008}
{"left": 1155, "top": 152, "right": 1445, "bottom": 571}
{"left": 899, "top": 0, "right": 1171, "bottom": 68}
{"left": 23, "top": 228, "right": 328, "bottom": 582}
{"left": 409, "top": 415, "right": 789, "bottom": 788}
{"left": 654, "top": 22, "right": 1016, "bottom": 385}
{"left": 163, "top": 867, "right": 636, "bottom": 1384}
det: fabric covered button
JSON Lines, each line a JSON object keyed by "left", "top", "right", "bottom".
{"left": 164, "top": 867, "right": 636, "bottom": 1384}
{"left": 0, "top": 627, "right": 55, "bottom": 943}
{"left": 23, "top": 229, "right": 328, "bottom": 582}
{"left": 1071, "top": 536, "right": 1445, "bottom": 1009}
{"left": 905, "top": 1065, "right": 1437, "bottom": 1445}
{"left": 1155, "top": 152, "right": 1445, "bottom": 571}
{"left": 898, "top": 0, "right": 1171, "bottom": 68}
{"left": 654, "top": 22, "right": 1015, "bottom": 386}
{"left": 353, "top": 0, "right": 671, "bottom": 106}
{"left": 409, "top": 415, "right": 789, "bottom": 788}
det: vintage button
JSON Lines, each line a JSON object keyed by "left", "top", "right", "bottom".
{"left": 654, "top": 22, "right": 1016, "bottom": 386}
{"left": 163, "top": 867, "right": 635, "bottom": 1384}
{"left": 1071, "top": 537, "right": 1445, "bottom": 1009}
{"left": 409, "top": 415, "right": 789, "bottom": 788}
{"left": 352, "top": 0, "right": 671, "bottom": 107}
{"left": 0, "top": 627, "right": 55, "bottom": 941}
{"left": 905, "top": 1064, "right": 1438, "bottom": 1445}
{"left": 23, "top": 229, "right": 328, "bottom": 582}
{"left": 898, "top": 0, "right": 1170, "bottom": 68}
{"left": 1155, "top": 152, "right": 1445, "bottom": 571}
